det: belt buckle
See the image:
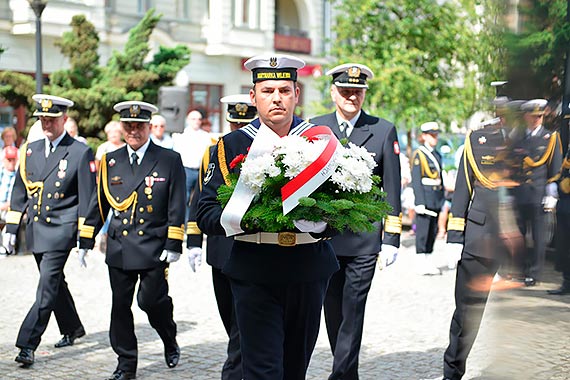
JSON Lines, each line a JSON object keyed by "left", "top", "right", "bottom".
{"left": 277, "top": 232, "right": 296, "bottom": 247}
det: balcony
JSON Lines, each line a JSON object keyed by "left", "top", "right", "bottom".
{"left": 274, "top": 26, "right": 311, "bottom": 55}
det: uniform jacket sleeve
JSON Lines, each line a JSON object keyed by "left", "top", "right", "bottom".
{"left": 447, "top": 143, "right": 473, "bottom": 245}
{"left": 165, "top": 153, "right": 186, "bottom": 253}
{"left": 77, "top": 147, "right": 97, "bottom": 233}
{"left": 381, "top": 125, "right": 402, "bottom": 247}
{"left": 411, "top": 149, "right": 426, "bottom": 207}
{"left": 5, "top": 160, "right": 29, "bottom": 234}
{"left": 79, "top": 157, "right": 110, "bottom": 250}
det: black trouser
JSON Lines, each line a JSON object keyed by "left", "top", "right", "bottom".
{"left": 108, "top": 264, "right": 177, "bottom": 373}
{"left": 555, "top": 209, "right": 570, "bottom": 284}
{"left": 16, "top": 250, "right": 83, "bottom": 350}
{"left": 212, "top": 267, "right": 242, "bottom": 380}
{"left": 515, "top": 203, "right": 546, "bottom": 279}
{"left": 324, "top": 253, "right": 377, "bottom": 380}
{"left": 443, "top": 253, "right": 501, "bottom": 380}
{"left": 230, "top": 278, "right": 328, "bottom": 380}
{"left": 415, "top": 213, "right": 439, "bottom": 253}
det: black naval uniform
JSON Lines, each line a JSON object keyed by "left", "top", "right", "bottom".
{"left": 511, "top": 126, "right": 562, "bottom": 281}
{"left": 411, "top": 145, "right": 445, "bottom": 253}
{"left": 309, "top": 111, "right": 402, "bottom": 380}
{"left": 187, "top": 145, "right": 242, "bottom": 380}
{"left": 552, "top": 150, "right": 570, "bottom": 291}
{"left": 6, "top": 133, "right": 96, "bottom": 351}
{"left": 197, "top": 116, "right": 339, "bottom": 380}
{"left": 79, "top": 141, "right": 185, "bottom": 374}
{"left": 444, "top": 126, "right": 521, "bottom": 379}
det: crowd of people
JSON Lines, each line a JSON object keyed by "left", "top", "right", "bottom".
{"left": 0, "top": 51, "right": 568, "bottom": 380}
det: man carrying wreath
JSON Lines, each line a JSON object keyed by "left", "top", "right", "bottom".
{"left": 196, "top": 54, "right": 339, "bottom": 380}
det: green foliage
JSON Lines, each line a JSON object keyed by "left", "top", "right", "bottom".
{"left": 325, "top": 0, "right": 497, "bottom": 131}
{"left": 0, "top": 9, "right": 190, "bottom": 140}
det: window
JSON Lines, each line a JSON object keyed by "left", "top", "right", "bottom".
{"left": 233, "top": 0, "right": 259, "bottom": 29}
{"left": 189, "top": 84, "right": 223, "bottom": 133}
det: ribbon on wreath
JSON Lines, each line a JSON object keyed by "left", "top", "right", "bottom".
{"left": 281, "top": 126, "right": 340, "bottom": 214}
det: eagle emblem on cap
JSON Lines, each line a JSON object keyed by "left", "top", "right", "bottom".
{"left": 269, "top": 57, "right": 278, "bottom": 67}
{"left": 41, "top": 99, "right": 53, "bottom": 112}
{"left": 235, "top": 103, "right": 249, "bottom": 116}
{"left": 348, "top": 67, "right": 361, "bottom": 78}
{"left": 129, "top": 105, "right": 141, "bottom": 117}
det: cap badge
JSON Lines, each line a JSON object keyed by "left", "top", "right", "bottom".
{"left": 129, "top": 105, "right": 141, "bottom": 117}
{"left": 348, "top": 67, "right": 361, "bottom": 78}
{"left": 235, "top": 103, "right": 248, "bottom": 116}
{"left": 269, "top": 57, "right": 278, "bottom": 67}
{"left": 41, "top": 99, "right": 53, "bottom": 112}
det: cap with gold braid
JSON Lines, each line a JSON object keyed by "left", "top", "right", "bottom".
{"left": 220, "top": 94, "right": 257, "bottom": 123}
{"left": 244, "top": 54, "right": 305, "bottom": 83}
{"left": 326, "top": 63, "right": 374, "bottom": 89}
{"left": 113, "top": 101, "right": 158, "bottom": 122}
{"left": 32, "top": 94, "right": 74, "bottom": 117}
{"left": 521, "top": 99, "right": 548, "bottom": 116}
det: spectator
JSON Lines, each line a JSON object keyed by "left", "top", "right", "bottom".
{"left": 173, "top": 110, "right": 214, "bottom": 221}
{"left": 0, "top": 127, "right": 18, "bottom": 161}
{"left": 95, "top": 121, "right": 124, "bottom": 170}
{"left": 0, "top": 146, "right": 18, "bottom": 257}
{"left": 150, "top": 114, "right": 174, "bottom": 149}
{"left": 64, "top": 117, "right": 88, "bottom": 145}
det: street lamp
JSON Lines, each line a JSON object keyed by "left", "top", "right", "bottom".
{"left": 28, "top": 0, "right": 48, "bottom": 94}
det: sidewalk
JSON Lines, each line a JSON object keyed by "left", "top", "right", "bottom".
{"left": 0, "top": 238, "right": 568, "bottom": 379}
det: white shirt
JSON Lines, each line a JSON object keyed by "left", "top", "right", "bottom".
{"left": 335, "top": 111, "right": 361, "bottom": 138}
{"left": 527, "top": 125, "right": 543, "bottom": 137}
{"left": 172, "top": 128, "right": 213, "bottom": 169}
{"left": 126, "top": 138, "right": 151, "bottom": 165}
{"left": 45, "top": 131, "right": 67, "bottom": 157}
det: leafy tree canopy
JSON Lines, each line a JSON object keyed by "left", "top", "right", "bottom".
{"left": 0, "top": 9, "right": 190, "bottom": 140}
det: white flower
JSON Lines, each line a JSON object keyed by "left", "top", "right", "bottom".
{"left": 330, "top": 144, "right": 377, "bottom": 193}
{"left": 240, "top": 153, "right": 279, "bottom": 193}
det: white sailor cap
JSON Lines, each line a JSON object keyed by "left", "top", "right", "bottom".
{"left": 326, "top": 63, "right": 374, "bottom": 89}
{"left": 220, "top": 94, "right": 257, "bottom": 123}
{"left": 32, "top": 94, "right": 74, "bottom": 117}
{"left": 113, "top": 101, "right": 158, "bottom": 122}
{"left": 244, "top": 54, "right": 305, "bottom": 83}
{"left": 420, "top": 121, "right": 440, "bottom": 133}
{"left": 521, "top": 99, "right": 548, "bottom": 115}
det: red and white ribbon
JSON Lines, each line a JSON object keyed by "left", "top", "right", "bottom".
{"left": 281, "top": 126, "right": 341, "bottom": 215}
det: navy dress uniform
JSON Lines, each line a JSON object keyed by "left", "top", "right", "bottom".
{"left": 5, "top": 94, "right": 96, "bottom": 366}
{"left": 443, "top": 119, "right": 523, "bottom": 380}
{"left": 548, "top": 149, "right": 570, "bottom": 295}
{"left": 186, "top": 94, "right": 256, "bottom": 380}
{"left": 510, "top": 99, "right": 562, "bottom": 285}
{"left": 310, "top": 63, "right": 402, "bottom": 380}
{"left": 412, "top": 121, "right": 446, "bottom": 275}
{"left": 79, "top": 101, "right": 186, "bottom": 380}
{"left": 197, "top": 54, "right": 339, "bottom": 380}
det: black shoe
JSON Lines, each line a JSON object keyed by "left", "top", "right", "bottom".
{"left": 164, "top": 342, "right": 180, "bottom": 368}
{"left": 547, "top": 285, "right": 570, "bottom": 295}
{"left": 107, "top": 369, "right": 136, "bottom": 380}
{"left": 54, "top": 326, "right": 86, "bottom": 348}
{"left": 15, "top": 348, "right": 34, "bottom": 366}
{"left": 524, "top": 277, "right": 536, "bottom": 287}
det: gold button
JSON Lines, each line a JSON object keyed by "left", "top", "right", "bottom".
{"left": 139, "top": 207, "right": 145, "bottom": 213}
{"left": 60, "top": 193, "right": 64, "bottom": 198}
{"left": 33, "top": 216, "right": 38, "bottom": 222}
{"left": 153, "top": 172, "right": 158, "bottom": 177}
{"left": 33, "top": 205, "right": 37, "bottom": 210}
{"left": 45, "top": 206, "right": 50, "bottom": 211}
{"left": 34, "top": 193, "right": 38, "bottom": 198}
{"left": 46, "top": 217, "right": 51, "bottom": 223}
{"left": 55, "top": 181, "right": 61, "bottom": 187}
{"left": 47, "top": 193, "right": 52, "bottom": 199}
{"left": 139, "top": 219, "right": 144, "bottom": 224}
{"left": 122, "top": 230, "right": 128, "bottom": 236}
{"left": 116, "top": 196, "right": 120, "bottom": 201}
{"left": 138, "top": 231, "right": 144, "bottom": 236}
{"left": 122, "top": 218, "right": 128, "bottom": 224}
{"left": 147, "top": 195, "right": 152, "bottom": 200}
{"left": 527, "top": 171, "right": 532, "bottom": 175}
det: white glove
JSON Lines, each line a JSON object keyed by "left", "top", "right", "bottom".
{"left": 78, "top": 248, "right": 88, "bottom": 268}
{"left": 2, "top": 233, "right": 16, "bottom": 255}
{"left": 187, "top": 247, "right": 203, "bottom": 272}
{"left": 447, "top": 243, "right": 463, "bottom": 269}
{"left": 542, "top": 195, "right": 558, "bottom": 211}
{"left": 293, "top": 219, "right": 327, "bottom": 233}
{"left": 414, "top": 205, "right": 426, "bottom": 215}
{"left": 379, "top": 244, "right": 398, "bottom": 269}
{"left": 546, "top": 182, "right": 558, "bottom": 198}
{"left": 159, "top": 250, "right": 181, "bottom": 263}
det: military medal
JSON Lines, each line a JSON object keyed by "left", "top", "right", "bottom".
{"left": 109, "top": 158, "right": 116, "bottom": 167}
{"left": 478, "top": 136, "right": 486, "bottom": 144}
{"left": 26, "top": 148, "right": 32, "bottom": 157}
{"left": 145, "top": 176, "right": 155, "bottom": 188}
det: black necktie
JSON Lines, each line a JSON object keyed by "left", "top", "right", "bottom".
{"left": 339, "top": 122, "right": 348, "bottom": 140}
{"left": 131, "top": 152, "right": 138, "bottom": 173}
{"left": 47, "top": 142, "right": 53, "bottom": 158}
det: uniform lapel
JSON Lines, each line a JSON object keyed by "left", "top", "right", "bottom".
{"left": 349, "top": 112, "right": 373, "bottom": 146}
{"left": 25, "top": 142, "right": 47, "bottom": 180}
{"left": 114, "top": 142, "right": 159, "bottom": 198}
{"left": 41, "top": 134, "right": 72, "bottom": 180}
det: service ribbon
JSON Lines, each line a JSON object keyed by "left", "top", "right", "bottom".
{"left": 281, "top": 126, "right": 341, "bottom": 215}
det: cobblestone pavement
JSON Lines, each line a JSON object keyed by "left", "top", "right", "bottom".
{"left": 0, "top": 235, "right": 568, "bottom": 380}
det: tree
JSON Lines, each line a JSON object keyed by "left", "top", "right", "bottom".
{"left": 0, "top": 9, "right": 190, "bottom": 140}
{"left": 323, "top": 0, "right": 497, "bottom": 132}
